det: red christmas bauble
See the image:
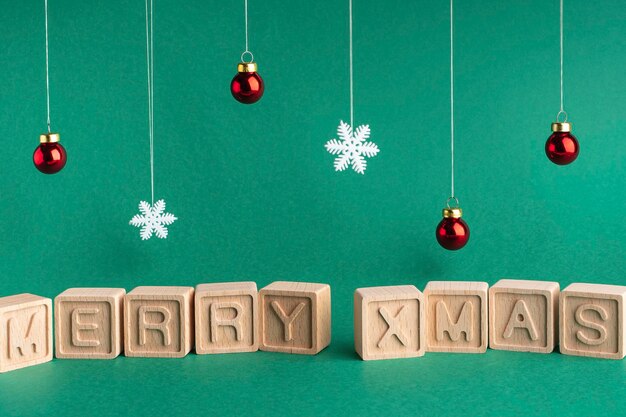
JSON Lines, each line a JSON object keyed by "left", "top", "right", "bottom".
{"left": 231, "top": 62, "right": 264, "bottom": 104}
{"left": 33, "top": 133, "right": 66, "bottom": 174}
{"left": 436, "top": 208, "right": 470, "bottom": 251}
{"left": 545, "top": 122, "right": 579, "bottom": 165}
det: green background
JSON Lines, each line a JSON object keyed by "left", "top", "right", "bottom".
{"left": 0, "top": 0, "right": 624, "bottom": 415}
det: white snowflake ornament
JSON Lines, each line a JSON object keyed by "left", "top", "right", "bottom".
{"left": 129, "top": 199, "right": 178, "bottom": 240}
{"left": 325, "top": 120, "right": 379, "bottom": 174}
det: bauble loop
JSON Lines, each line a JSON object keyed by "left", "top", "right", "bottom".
{"left": 240, "top": 50, "right": 254, "bottom": 64}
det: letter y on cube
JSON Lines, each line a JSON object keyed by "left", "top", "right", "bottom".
{"left": 259, "top": 281, "right": 331, "bottom": 355}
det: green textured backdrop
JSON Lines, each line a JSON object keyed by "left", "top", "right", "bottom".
{"left": 0, "top": 0, "right": 625, "bottom": 415}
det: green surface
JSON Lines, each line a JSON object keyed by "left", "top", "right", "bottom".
{"left": 1, "top": 0, "right": 625, "bottom": 415}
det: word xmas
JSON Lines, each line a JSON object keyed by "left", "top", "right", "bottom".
{"left": 0, "top": 281, "right": 331, "bottom": 372}
{"left": 354, "top": 280, "right": 625, "bottom": 361}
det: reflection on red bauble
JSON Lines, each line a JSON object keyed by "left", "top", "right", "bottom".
{"left": 231, "top": 62, "right": 264, "bottom": 104}
{"left": 436, "top": 208, "right": 470, "bottom": 251}
{"left": 545, "top": 122, "right": 579, "bottom": 165}
{"left": 34, "top": 133, "right": 67, "bottom": 174}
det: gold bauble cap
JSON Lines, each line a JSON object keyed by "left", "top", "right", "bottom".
{"left": 551, "top": 122, "right": 571, "bottom": 133}
{"left": 237, "top": 62, "right": 258, "bottom": 73}
{"left": 442, "top": 207, "right": 463, "bottom": 218}
{"left": 40, "top": 133, "right": 60, "bottom": 143}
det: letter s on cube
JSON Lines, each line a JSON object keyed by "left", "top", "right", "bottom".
{"left": 560, "top": 283, "right": 626, "bottom": 360}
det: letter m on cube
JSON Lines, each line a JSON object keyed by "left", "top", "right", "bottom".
{"left": 0, "top": 294, "right": 52, "bottom": 373}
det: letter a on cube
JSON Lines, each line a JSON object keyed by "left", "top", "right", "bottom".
{"left": 55, "top": 288, "right": 125, "bottom": 359}
{"left": 0, "top": 294, "right": 52, "bottom": 373}
{"left": 124, "top": 286, "right": 194, "bottom": 358}
{"left": 354, "top": 285, "right": 425, "bottom": 360}
{"left": 259, "top": 281, "right": 331, "bottom": 355}
{"left": 489, "top": 279, "right": 559, "bottom": 353}
{"left": 195, "top": 282, "right": 258, "bottom": 354}
{"left": 424, "top": 281, "right": 488, "bottom": 353}
{"left": 560, "top": 283, "right": 626, "bottom": 359}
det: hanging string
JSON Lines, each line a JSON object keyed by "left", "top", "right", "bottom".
{"left": 349, "top": 0, "right": 354, "bottom": 128}
{"left": 244, "top": 0, "right": 249, "bottom": 52}
{"left": 557, "top": 0, "right": 567, "bottom": 122}
{"left": 145, "top": 0, "right": 154, "bottom": 204}
{"left": 44, "top": 0, "right": 51, "bottom": 133}
{"left": 241, "top": 0, "right": 253, "bottom": 63}
{"left": 449, "top": 0, "right": 455, "bottom": 200}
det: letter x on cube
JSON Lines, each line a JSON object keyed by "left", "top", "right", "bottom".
{"left": 354, "top": 285, "right": 425, "bottom": 360}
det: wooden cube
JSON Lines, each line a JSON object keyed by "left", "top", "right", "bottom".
{"left": 55, "top": 288, "right": 125, "bottom": 359}
{"left": 195, "top": 282, "right": 258, "bottom": 354}
{"left": 424, "top": 281, "right": 488, "bottom": 353}
{"left": 354, "top": 285, "right": 425, "bottom": 360}
{"left": 560, "top": 283, "right": 626, "bottom": 359}
{"left": 259, "top": 281, "right": 331, "bottom": 355}
{"left": 0, "top": 294, "right": 52, "bottom": 373}
{"left": 124, "top": 286, "right": 194, "bottom": 358}
{"left": 489, "top": 279, "right": 559, "bottom": 353}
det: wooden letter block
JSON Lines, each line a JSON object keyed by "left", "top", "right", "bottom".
{"left": 560, "top": 283, "right": 626, "bottom": 359}
{"left": 489, "top": 279, "right": 559, "bottom": 353}
{"left": 124, "top": 286, "right": 194, "bottom": 358}
{"left": 354, "top": 285, "right": 425, "bottom": 360}
{"left": 424, "top": 281, "right": 488, "bottom": 353}
{"left": 0, "top": 294, "right": 52, "bottom": 373}
{"left": 259, "top": 281, "right": 331, "bottom": 355}
{"left": 55, "top": 288, "right": 125, "bottom": 359}
{"left": 195, "top": 282, "right": 258, "bottom": 354}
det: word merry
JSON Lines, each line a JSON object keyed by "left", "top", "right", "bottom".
{"left": 0, "top": 281, "right": 330, "bottom": 372}
{"left": 355, "top": 280, "right": 625, "bottom": 360}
